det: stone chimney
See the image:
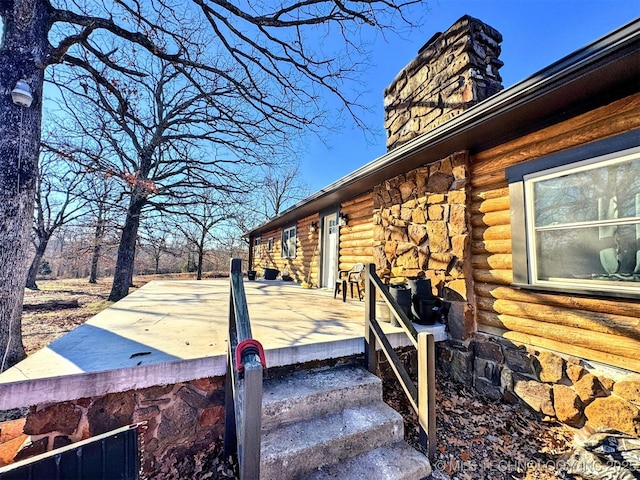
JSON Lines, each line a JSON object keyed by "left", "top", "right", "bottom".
{"left": 384, "top": 15, "right": 504, "bottom": 150}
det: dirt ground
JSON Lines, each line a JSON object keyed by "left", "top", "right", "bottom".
{"left": 12, "top": 277, "right": 578, "bottom": 479}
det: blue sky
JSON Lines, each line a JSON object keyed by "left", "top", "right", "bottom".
{"left": 298, "top": 0, "right": 639, "bottom": 192}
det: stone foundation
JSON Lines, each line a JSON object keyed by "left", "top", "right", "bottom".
{"left": 0, "top": 376, "right": 225, "bottom": 476}
{"left": 440, "top": 334, "right": 640, "bottom": 436}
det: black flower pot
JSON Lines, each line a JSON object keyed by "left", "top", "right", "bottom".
{"left": 247, "top": 270, "right": 257, "bottom": 280}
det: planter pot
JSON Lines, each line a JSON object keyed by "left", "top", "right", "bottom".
{"left": 388, "top": 283, "right": 411, "bottom": 326}
{"left": 407, "top": 277, "right": 432, "bottom": 297}
{"left": 264, "top": 268, "right": 279, "bottom": 280}
{"left": 412, "top": 298, "right": 443, "bottom": 325}
{"left": 376, "top": 301, "right": 391, "bottom": 323}
{"left": 247, "top": 271, "right": 257, "bottom": 280}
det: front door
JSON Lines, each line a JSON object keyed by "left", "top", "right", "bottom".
{"left": 321, "top": 213, "right": 339, "bottom": 288}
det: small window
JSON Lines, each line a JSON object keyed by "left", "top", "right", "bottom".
{"left": 253, "top": 237, "right": 261, "bottom": 257}
{"left": 267, "top": 237, "right": 273, "bottom": 252}
{"left": 281, "top": 226, "right": 297, "bottom": 258}
{"left": 508, "top": 133, "right": 639, "bottom": 299}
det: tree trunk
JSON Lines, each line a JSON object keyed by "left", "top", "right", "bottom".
{"left": 196, "top": 246, "right": 204, "bottom": 280}
{"left": 25, "top": 237, "right": 50, "bottom": 290}
{"left": 0, "top": 1, "right": 50, "bottom": 371}
{"left": 89, "top": 220, "right": 105, "bottom": 284}
{"left": 109, "top": 194, "right": 144, "bottom": 301}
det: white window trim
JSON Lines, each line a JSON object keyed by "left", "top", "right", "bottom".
{"left": 508, "top": 132, "right": 640, "bottom": 300}
{"left": 523, "top": 148, "right": 640, "bottom": 297}
{"left": 281, "top": 226, "right": 296, "bottom": 259}
{"left": 267, "top": 237, "right": 273, "bottom": 252}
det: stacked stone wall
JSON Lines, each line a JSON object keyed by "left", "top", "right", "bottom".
{"left": 437, "top": 336, "right": 640, "bottom": 436}
{"left": 372, "top": 151, "right": 473, "bottom": 340}
{"left": 0, "top": 376, "right": 225, "bottom": 476}
{"left": 384, "top": 15, "right": 503, "bottom": 150}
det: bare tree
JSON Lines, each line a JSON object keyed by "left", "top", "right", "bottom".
{"left": 0, "top": 0, "right": 420, "bottom": 370}
{"left": 25, "top": 148, "right": 87, "bottom": 289}
{"left": 173, "top": 190, "right": 234, "bottom": 280}
{"left": 261, "top": 164, "right": 310, "bottom": 219}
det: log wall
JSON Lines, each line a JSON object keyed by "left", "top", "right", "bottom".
{"left": 252, "top": 214, "right": 320, "bottom": 285}
{"left": 338, "top": 193, "right": 375, "bottom": 272}
{"left": 470, "top": 93, "right": 640, "bottom": 373}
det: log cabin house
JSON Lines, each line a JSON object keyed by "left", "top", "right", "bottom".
{"left": 246, "top": 16, "right": 640, "bottom": 434}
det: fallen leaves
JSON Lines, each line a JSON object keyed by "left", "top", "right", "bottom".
{"left": 383, "top": 372, "right": 575, "bottom": 480}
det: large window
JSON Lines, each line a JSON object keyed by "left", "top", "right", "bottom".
{"left": 253, "top": 237, "right": 261, "bottom": 257}
{"left": 508, "top": 133, "right": 639, "bottom": 299}
{"left": 281, "top": 226, "right": 296, "bottom": 258}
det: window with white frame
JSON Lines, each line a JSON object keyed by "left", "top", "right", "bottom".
{"left": 508, "top": 133, "right": 639, "bottom": 299}
{"left": 267, "top": 237, "right": 273, "bottom": 252}
{"left": 253, "top": 237, "right": 261, "bottom": 257}
{"left": 281, "top": 226, "right": 296, "bottom": 258}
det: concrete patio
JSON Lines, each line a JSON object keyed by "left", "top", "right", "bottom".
{"left": 0, "top": 279, "right": 446, "bottom": 410}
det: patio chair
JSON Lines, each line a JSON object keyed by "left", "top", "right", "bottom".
{"left": 334, "top": 263, "right": 365, "bottom": 302}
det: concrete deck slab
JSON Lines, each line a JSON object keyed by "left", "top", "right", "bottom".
{"left": 0, "top": 279, "right": 446, "bottom": 410}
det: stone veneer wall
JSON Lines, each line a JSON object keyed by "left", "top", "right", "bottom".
{"left": 383, "top": 15, "right": 503, "bottom": 151}
{"left": 372, "top": 151, "right": 473, "bottom": 340}
{"left": 0, "top": 376, "right": 225, "bottom": 477}
{"left": 439, "top": 335, "right": 640, "bottom": 436}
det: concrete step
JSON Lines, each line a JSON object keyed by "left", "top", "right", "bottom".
{"left": 260, "top": 401, "right": 404, "bottom": 480}
{"left": 262, "top": 365, "right": 382, "bottom": 431}
{"left": 297, "top": 441, "right": 432, "bottom": 480}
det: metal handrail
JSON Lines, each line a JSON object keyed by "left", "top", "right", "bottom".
{"left": 363, "top": 263, "right": 436, "bottom": 460}
{"left": 224, "top": 258, "right": 264, "bottom": 479}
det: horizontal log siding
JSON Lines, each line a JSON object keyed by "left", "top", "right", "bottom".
{"left": 339, "top": 193, "right": 374, "bottom": 271}
{"left": 252, "top": 214, "right": 320, "bottom": 284}
{"left": 470, "top": 93, "right": 640, "bottom": 372}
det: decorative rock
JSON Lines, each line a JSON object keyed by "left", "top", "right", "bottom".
{"left": 514, "top": 380, "right": 555, "bottom": 416}
{"left": 191, "top": 377, "right": 223, "bottom": 393}
{"left": 429, "top": 252, "right": 454, "bottom": 270}
{"left": 399, "top": 181, "right": 416, "bottom": 201}
{"left": 573, "top": 374, "right": 606, "bottom": 405}
{"left": 412, "top": 207, "right": 426, "bottom": 224}
{"left": 157, "top": 396, "right": 198, "bottom": 447}
{"left": 24, "top": 402, "right": 82, "bottom": 435}
{"left": 552, "top": 385, "right": 584, "bottom": 426}
{"left": 88, "top": 391, "right": 136, "bottom": 436}
{"left": 426, "top": 221, "right": 449, "bottom": 252}
{"left": 474, "top": 358, "right": 500, "bottom": 385}
{"left": 566, "top": 364, "right": 586, "bottom": 384}
{"left": 451, "top": 235, "right": 468, "bottom": 258}
{"left": 14, "top": 437, "right": 48, "bottom": 462}
{"left": 597, "top": 375, "right": 615, "bottom": 392}
{"left": 0, "top": 434, "right": 28, "bottom": 467}
{"left": 408, "top": 224, "right": 428, "bottom": 245}
{"left": 444, "top": 279, "right": 466, "bottom": 301}
{"left": 450, "top": 348, "right": 474, "bottom": 388}
{"left": 426, "top": 172, "right": 454, "bottom": 193}
{"left": 199, "top": 406, "right": 225, "bottom": 429}
{"left": 584, "top": 397, "right": 640, "bottom": 436}
{"left": 537, "top": 351, "right": 565, "bottom": 384}
{"left": 504, "top": 348, "right": 533, "bottom": 375}
{"left": 613, "top": 380, "right": 640, "bottom": 404}
{"left": 428, "top": 204, "right": 444, "bottom": 220}
{"left": 475, "top": 338, "right": 504, "bottom": 363}
{"left": 474, "top": 377, "right": 503, "bottom": 401}
{"left": 177, "top": 385, "right": 211, "bottom": 410}
{"left": 0, "top": 418, "right": 26, "bottom": 444}
{"left": 53, "top": 435, "right": 73, "bottom": 449}
{"left": 448, "top": 204, "right": 467, "bottom": 235}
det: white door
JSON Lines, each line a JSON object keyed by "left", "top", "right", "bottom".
{"left": 322, "top": 214, "right": 338, "bottom": 288}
